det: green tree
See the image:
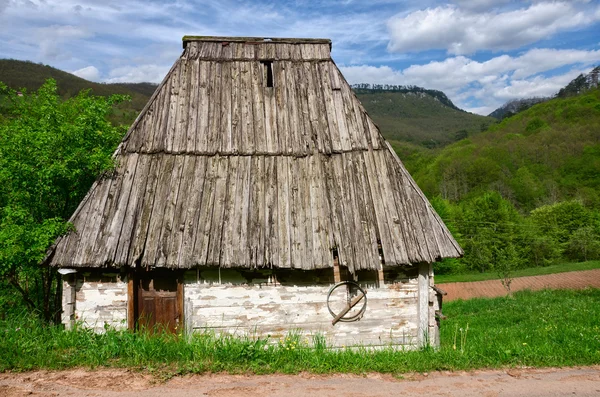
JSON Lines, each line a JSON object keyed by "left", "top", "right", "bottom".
{"left": 0, "top": 80, "right": 127, "bottom": 322}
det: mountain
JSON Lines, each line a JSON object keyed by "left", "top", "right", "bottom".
{"left": 353, "top": 87, "right": 495, "bottom": 150}
{"left": 488, "top": 97, "right": 550, "bottom": 120}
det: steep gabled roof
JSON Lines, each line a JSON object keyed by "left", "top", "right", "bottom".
{"left": 48, "top": 36, "right": 462, "bottom": 272}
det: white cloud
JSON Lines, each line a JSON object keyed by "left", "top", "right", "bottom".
{"left": 72, "top": 65, "right": 100, "bottom": 81}
{"left": 340, "top": 47, "right": 600, "bottom": 114}
{"left": 387, "top": 2, "right": 600, "bottom": 54}
{"left": 104, "top": 64, "right": 170, "bottom": 83}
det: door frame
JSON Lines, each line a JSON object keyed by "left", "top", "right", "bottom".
{"left": 127, "top": 269, "right": 184, "bottom": 332}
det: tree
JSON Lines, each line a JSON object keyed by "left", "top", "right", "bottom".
{"left": 0, "top": 79, "right": 127, "bottom": 322}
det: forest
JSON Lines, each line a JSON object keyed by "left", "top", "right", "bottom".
{"left": 407, "top": 87, "right": 600, "bottom": 275}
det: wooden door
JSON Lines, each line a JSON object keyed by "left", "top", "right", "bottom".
{"left": 135, "top": 269, "right": 182, "bottom": 333}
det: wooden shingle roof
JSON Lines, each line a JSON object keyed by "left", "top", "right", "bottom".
{"left": 48, "top": 36, "right": 462, "bottom": 272}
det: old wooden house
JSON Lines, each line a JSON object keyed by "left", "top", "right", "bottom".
{"left": 47, "top": 36, "right": 462, "bottom": 348}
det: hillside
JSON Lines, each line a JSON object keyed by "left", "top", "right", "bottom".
{"left": 413, "top": 87, "right": 600, "bottom": 211}
{"left": 354, "top": 88, "right": 495, "bottom": 149}
{"left": 0, "top": 59, "right": 156, "bottom": 125}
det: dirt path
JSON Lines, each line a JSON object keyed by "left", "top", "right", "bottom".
{"left": 438, "top": 269, "right": 600, "bottom": 301}
{"left": 1, "top": 367, "right": 600, "bottom": 396}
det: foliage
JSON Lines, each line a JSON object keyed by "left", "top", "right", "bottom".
{"left": 0, "top": 59, "right": 154, "bottom": 125}
{"left": 1, "top": 289, "right": 599, "bottom": 373}
{"left": 0, "top": 79, "right": 127, "bottom": 321}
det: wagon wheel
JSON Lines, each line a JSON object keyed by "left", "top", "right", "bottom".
{"left": 326, "top": 281, "right": 367, "bottom": 325}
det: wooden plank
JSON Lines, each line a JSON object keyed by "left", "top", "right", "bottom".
{"left": 296, "top": 62, "right": 314, "bottom": 153}
{"left": 240, "top": 61, "right": 255, "bottom": 154}
{"left": 250, "top": 61, "right": 267, "bottom": 154}
{"left": 195, "top": 61, "right": 210, "bottom": 154}
{"left": 263, "top": 66, "right": 278, "bottom": 154}
{"left": 90, "top": 154, "right": 139, "bottom": 264}
{"left": 186, "top": 57, "right": 200, "bottom": 153}
{"left": 127, "top": 273, "right": 135, "bottom": 330}
{"left": 234, "top": 156, "right": 252, "bottom": 267}
{"left": 276, "top": 156, "right": 291, "bottom": 268}
{"left": 288, "top": 157, "right": 305, "bottom": 269}
{"left": 230, "top": 61, "right": 242, "bottom": 153}
{"left": 165, "top": 155, "right": 199, "bottom": 267}
{"left": 128, "top": 155, "right": 161, "bottom": 264}
{"left": 274, "top": 61, "right": 291, "bottom": 154}
{"left": 151, "top": 67, "right": 176, "bottom": 153}
{"left": 142, "top": 154, "right": 176, "bottom": 266}
{"left": 207, "top": 61, "right": 222, "bottom": 155}
{"left": 155, "top": 155, "right": 186, "bottom": 267}
{"left": 361, "top": 149, "right": 395, "bottom": 264}
{"left": 263, "top": 156, "right": 279, "bottom": 267}
{"left": 324, "top": 155, "right": 350, "bottom": 271}
{"left": 173, "top": 55, "right": 191, "bottom": 153}
{"left": 219, "top": 156, "right": 241, "bottom": 267}
{"left": 248, "top": 156, "right": 266, "bottom": 268}
{"left": 417, "top": 262, "right": 429, "bottom": 347}
{"left": 284, "top": 62, "right": 304, "bottom": 155}
{"left": 114, "top": 154, "right": 151, "bottom": 264}
{"left": 373, "top": 150, "right": 410, "bottom": 264}
{"left": 206, "top": 156, "right": 230, "bottom": 266}
{"left": 340, "top": 78, "right": 367, "bottom": 150}
{"left": 318, "top": 62, "right": 342, "bottom": 152}
{"left": 186, "top": 157, "right": 212, "bottom": 265}
{"left": 276, "top": 43, "right": 290, "bottom": 60}
{"left": 181, "top": 156, "right": 209, "bottom": 266}
{"left": 290, "top": 44, "right": 302, "bottom": 61}
{"left": 330, "top": 66, "right": 352, "bottom": 151}
{"left": 354, "top": 152, "right": 381, "bottom": 269}
{"left": 164, "top": 61, "right": 181, "bottom": 153}
{"left": 304, "top": 62, "right": 327, "bottom": 154}
{"left": 219, "top": 61, "right": 233, "bottom": 154}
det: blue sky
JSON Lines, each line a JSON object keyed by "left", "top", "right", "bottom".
{"left": 1, "top": 0, "right": 599, "bottom": 115}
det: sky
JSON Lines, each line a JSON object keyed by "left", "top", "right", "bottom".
{"left": 1, "top": 0, "right": 599, "bottom": 115}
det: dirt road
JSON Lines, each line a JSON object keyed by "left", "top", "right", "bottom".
{"left": 2, "top": 367, "right": 600, "bottom": 397}
{"left": 438, "top": 269, "right": 600, "bottom": 301}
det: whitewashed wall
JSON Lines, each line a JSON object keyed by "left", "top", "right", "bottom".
{"left": 184, "top": 267, "right": 422, "bottom": 348}
{"left": 62, "top": 272, "right": 128, "bottom": 333}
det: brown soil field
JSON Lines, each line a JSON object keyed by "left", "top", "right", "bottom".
{"left": 438, "top": 269, "right": 600, "bottom": 301}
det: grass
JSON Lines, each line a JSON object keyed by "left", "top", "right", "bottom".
{"left": 1, "top": 288, "right": 599, "bottom": 375}
{"left": 435, "top": 260, "right": 600, "bottom": 284}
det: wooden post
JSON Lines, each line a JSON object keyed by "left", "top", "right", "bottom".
{"left": 127, "top": 272, "right": 135, "bottom": 331}
{"left": 333, "top": 254, "right": 341, "bottom": 283}
{"left": 417, "top": 262, "right": 429, "bottom": 347}
{"left": 62, "top": 274, "right": 76, "bottom": 330}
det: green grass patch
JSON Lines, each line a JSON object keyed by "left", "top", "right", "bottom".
{"left": 435, "top": 260, "right": 600, "bottom": 284}
{"left": 1, "top": 289, "right": 599, "bottom": 375}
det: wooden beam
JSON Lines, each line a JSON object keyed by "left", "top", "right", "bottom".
{"left": 417, "top": 262, "right": 429, "bottom": 347}
{"left": 127, "top": 273, "right": 135, "bottom": 331}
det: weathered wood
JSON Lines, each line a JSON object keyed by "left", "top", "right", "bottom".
{"left": 196, "top": 61, "right": 210, "bottom": 153}
{"left": 417, "top": 262, "right": 430, "bottom": 347}
{"left": 331, "top": 290, "right": 365, "bottom": 326}
{"left": 48, "top": 37, "right": 462, "bottom": 272}
{"left": 114, "top": 154, "right": 151, "bottom": 264}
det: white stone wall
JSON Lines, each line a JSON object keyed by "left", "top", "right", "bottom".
{"left": 64, "top": 272, "right": 128, "bottom": 333}
{"left": 184, "top": 269, "right": 420, "bottom": 348}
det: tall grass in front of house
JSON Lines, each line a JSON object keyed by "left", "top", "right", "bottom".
{"left": 2, "top": 288, "right": 599, "bottom": 375}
